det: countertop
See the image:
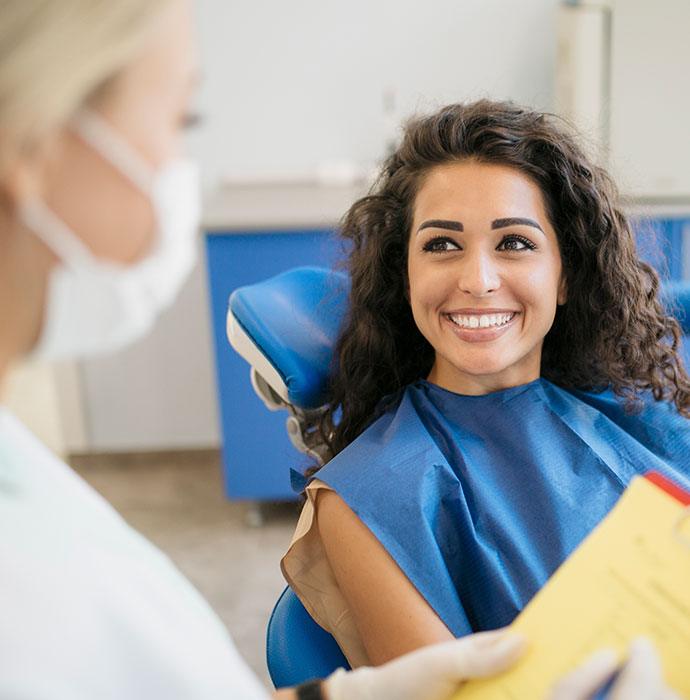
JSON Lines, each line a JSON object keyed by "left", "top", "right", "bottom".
{"left": 202, "top": 180, "right": 371, "bottom": 232}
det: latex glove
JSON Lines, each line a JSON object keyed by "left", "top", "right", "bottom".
{"left": 546, "top": 638, "right": 685, "bottom": 700}
{"left": 325, "top": 628, "right": 526, "bottom": 700}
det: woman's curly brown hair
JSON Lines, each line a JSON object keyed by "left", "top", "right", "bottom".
{"left": 310, "top": 99, "right": 690, "bottom": 466}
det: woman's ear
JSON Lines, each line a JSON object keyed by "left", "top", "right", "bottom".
{"left": 557, "top": 273, "right": 568, "bottom": 306}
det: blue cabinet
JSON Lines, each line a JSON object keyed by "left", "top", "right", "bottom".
{"left": 205, "top": 230, "right": 340, "bottom": 501}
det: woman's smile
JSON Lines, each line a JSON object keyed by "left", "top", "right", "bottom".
{"left": 442, "top": 309, "right": 519, "bottom": 342}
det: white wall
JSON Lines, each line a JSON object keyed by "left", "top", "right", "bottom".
{"left": 188, "top": 0, "right": 559, "bottom": 190}
{"left": 69, "top": 0, "right": 562, "bottom": 452}
{"left": 608, "top": 0, "right": 690, "bottom": 198}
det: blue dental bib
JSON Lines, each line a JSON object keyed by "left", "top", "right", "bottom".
{"left": 314, "top": 378, "right": 690, "bottom": 637}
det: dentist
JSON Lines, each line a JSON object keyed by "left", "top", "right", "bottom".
{"left": 0, "top": 1, "right": 676, "bottom": 699}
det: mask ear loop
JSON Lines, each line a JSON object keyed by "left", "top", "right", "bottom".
{"left": 19, "top": 199, "right": 96, "bottom": 267}
{"left": 73, "top": 110, "right": 154, "bottom": 195}
{"left": 672, "top": 505, "right": 690, "bottom": 552}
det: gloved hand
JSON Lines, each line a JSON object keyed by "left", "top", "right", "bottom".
{"left": 325, "top": 628, "right": 526, "bottom": 700}
{"left": 546, "top": 637, "right": 685, "bottom": 700}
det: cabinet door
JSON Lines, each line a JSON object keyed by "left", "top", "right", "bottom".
{"left": 206, "top": 230, "right": 341, "bottom": 500}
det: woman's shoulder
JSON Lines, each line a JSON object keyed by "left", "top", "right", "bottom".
{"left": 550, "top": 381, "right": 687, "bottom": 430}
{"left": 535, "top": 380, "right": 689, "bottom": 481}
{"left": 566, "top": 384, "right": 690, "bottom": 455}
{"left": 534, "top": 378, "right": 686, "bottom": 427}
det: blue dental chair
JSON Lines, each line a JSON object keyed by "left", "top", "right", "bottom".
{"left": 226, "top": 267, "right": 690, "bottom": 688}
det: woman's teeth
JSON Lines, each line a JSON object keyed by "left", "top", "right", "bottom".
{"left": 449, "top": 312, "right": 515, "bottom": 329}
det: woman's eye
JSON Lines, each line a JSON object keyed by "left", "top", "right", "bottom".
{"left": 497, "top": 235, "right": 536, "bottom": 252}
{"left": 422, "top": 236, "right": 461, "bottom": 253}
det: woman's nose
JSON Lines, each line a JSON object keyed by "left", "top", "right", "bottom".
{"left": 457, "top": 251, "right": 500, "bottom": 297}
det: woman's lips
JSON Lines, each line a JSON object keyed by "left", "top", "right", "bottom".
{"left": 442, "top": 310, "right": 519, "bottom": 342}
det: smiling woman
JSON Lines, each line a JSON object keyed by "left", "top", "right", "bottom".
{"left": 281, "top": 99, "right": 690, "bottom": 669}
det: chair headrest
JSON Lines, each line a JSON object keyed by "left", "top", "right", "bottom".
{"left": 228, "top": 266, "right": 349, "bottom": 411}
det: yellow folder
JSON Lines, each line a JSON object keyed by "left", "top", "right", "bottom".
{"left": 455, "top": 472, "right": 690, "bottom": 698}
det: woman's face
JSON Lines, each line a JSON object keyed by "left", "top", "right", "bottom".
{"left": 407, "top": 160, "right": 567, "bottom": 395}
{"left": 38, "top": 0, "right": 198, "bottom": 265}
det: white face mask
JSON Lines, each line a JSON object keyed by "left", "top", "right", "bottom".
{"left": 20, "top": 110, "right": 201, "bottom": 361}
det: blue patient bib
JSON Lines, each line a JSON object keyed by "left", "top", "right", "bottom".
{"left": 314, "top": 378, "right": 690, "bottom": 637}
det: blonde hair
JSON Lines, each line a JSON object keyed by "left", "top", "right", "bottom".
{"left": 0, "top": 0, "right": 173, "bottom": 173}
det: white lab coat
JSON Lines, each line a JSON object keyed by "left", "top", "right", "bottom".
{"left": 0, "top": 407, "right": 270, "bottom": 699}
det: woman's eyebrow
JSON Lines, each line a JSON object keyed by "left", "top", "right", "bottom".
{"left": 491, "top": 217, "right": 544, "bottom": 233}
{"left": 417, "top": 219, "right": 464, "bottom": 234}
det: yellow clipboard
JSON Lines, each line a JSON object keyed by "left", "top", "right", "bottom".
{"left": 454, "top": 472, "right": 690, "bottom": 698}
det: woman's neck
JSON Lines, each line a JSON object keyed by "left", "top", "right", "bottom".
{"left": 426, "top": 358, "right": 541, "bottom": 396}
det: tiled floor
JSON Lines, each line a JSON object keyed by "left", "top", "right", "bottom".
{"left": 69, "top": 449, "right": 300, "bottom": 690}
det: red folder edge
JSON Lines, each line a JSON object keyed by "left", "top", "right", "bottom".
{"left": 644, "top": 471, "right": 690, "bottom": 506}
